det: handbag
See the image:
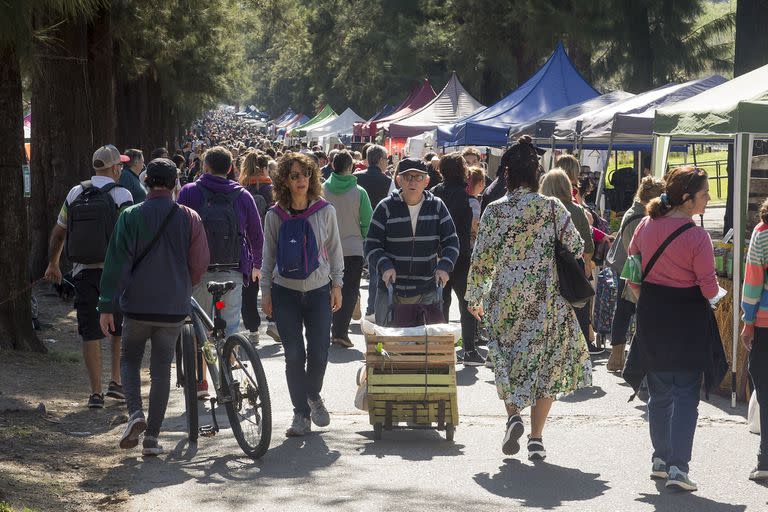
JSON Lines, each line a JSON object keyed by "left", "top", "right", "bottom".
{"left": 550, "top": 202, "right": 594, "bottom": 308}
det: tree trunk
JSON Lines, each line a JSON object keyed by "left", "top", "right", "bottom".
{"left": 623, "top": 3, "right": 654, "bottom": 93}
{"left": 0, "top": 47, "right": 45, "bottom": 352}
{"left": 30, "top": 14, "right": 93, "bottom": 277}
{"left": 87, "top": 7, "right": 115, "bottom": 146}
{"left": 734, "top": 0, "right": 768, "bottom": 76}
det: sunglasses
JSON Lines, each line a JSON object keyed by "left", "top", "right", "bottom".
{"left": 401, "top": 173, "right": 426, "bottom": 182}
{"left": 289, "top": 170, "right": 312, "bottom": 181}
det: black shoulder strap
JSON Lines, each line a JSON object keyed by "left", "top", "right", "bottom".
{"left": 198, "top": 183, "right": 213, "bottom": 201}
{"left": 101, "top": 182, "right": 119, "bottom": 194}
{"left": 132, "top": 204, "right": 180, "bottom": 272}
{"left": 614, "top": 212, "right": 645, "bottom": 239}
{"left": 642, "top": 223, "right": 695, "bottom": 281}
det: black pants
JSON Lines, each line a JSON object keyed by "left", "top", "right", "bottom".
{"left": 442, "top": 261, "right": 477, "bottom": 351}
{"left": 332, "top": 256, "right": 364, "bottom": 339}
{"left": 241, "top": 278, "right": 261, "bottom": 332}
{"left": 750, "top": 327, "right": 768, "bottom": 466}
{"left": 611, "top": 278, "right": 635, "bottom": 346}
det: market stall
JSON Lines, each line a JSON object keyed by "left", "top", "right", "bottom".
{"left": 653, "top": 63, "right": 768, "bottom": 405}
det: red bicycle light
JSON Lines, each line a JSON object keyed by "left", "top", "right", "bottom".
{"left": 215, "top": 300, "right": 225, "bottom": 310}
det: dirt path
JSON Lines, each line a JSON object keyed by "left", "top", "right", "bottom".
{"left": 0, "top": 283, "right": 140, "bottom": 511}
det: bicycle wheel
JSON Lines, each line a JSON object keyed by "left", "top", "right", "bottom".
{"left": 222, "top": 334, "right": 271, "bottom": 459}
{"left": 181, "top": 324, "right": 199, "bottom": 443}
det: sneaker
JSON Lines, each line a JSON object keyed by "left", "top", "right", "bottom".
{"left": 308, "top": 397, "right": 330, "bottom": 427}
{"left": 142, "top": 436, "right": 164, "bottom": 456}
{"left": 460, "top": 350, "right": 485, "bottom": 366}
{"left": 364, "top": 313, "right": 376, "bottom": 324}
{"left": 266, "top": 322, "right": 281, "bottom": 343}
{"left": 352, "top": 296, "right": 362, "bottom": 321}
{"left": 332, "top": 336, "right": 354, "bottom": 348}
{"left": 485, "top": 356, "right": 495, "bottom": 369}
{"left": 286, "top": 413, "right": 311, "bottom": 437}
{"left": 248, "top": 331, "right": 260, "bottom": 346}
{"left": 502, "top": 414, "right": 524, "bottom": 456}
{"left": 586, "top": 342, "right": 605, "bottom": 355}
{"left": 666, "top": 466, "right": 697, "bottom": 491}
{"left": 749, "top": 466, "right": 768, "bottom": 481}
{"left": 650, "top": 457, "right": 668, "bottom": 479}
{"left": 106, "top": 381, "right": 125, "bottom": 400}
{"left": 119, "top": 412, "right": 147, "bottom": 449}
{"left": 527, "top": 436, "right": 546, "bottom": 461}
{"left": 197, "top": 380, "right": 209, "bottom": 400}
{"left": 87, "top": 393, "right": 105, "bottom": 409}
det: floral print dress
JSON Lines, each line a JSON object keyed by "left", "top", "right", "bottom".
{"left": 465, "top": 188, "right": 592, "bottom": 409}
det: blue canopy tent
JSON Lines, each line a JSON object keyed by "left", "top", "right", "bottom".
{"left": 437, "top": 42, "right": 599, "bottom": 147}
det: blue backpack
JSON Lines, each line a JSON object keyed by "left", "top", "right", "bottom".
{"left": 272, "top": 200, "right": 329, "bottom": 279}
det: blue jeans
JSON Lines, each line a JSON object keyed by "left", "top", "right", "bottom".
{"left": 120, "top": 318, "right": 182, "bottom": 438}
{"left": 647, "top": 371, "right": 702, "bottom": 473}
{"left": 271, "top": 283, "right": 331, "bottom": 419}
{"left": 193, "top": 270, "right": 243, "bottom": 337}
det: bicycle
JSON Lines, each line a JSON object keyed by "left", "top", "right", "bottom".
{"left": 175, "top": 272, "right": 272, "bottom": 459}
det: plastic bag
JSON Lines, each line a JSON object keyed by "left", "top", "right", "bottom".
{"left": 749, "top": 392, "right": 761, "bottom": 434}
{"left": 620, "top": 253, "right": 643, "bottom": 285}
{"left": 354, "top": 366, "right": 368, "bottom": 411}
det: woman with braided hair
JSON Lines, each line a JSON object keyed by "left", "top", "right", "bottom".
{"left": 466, "top": 136, "right": 592, "bottom": 461}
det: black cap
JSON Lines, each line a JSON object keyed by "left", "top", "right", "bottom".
{"left": 146, "top": 158, "right": 178, "bottom": 182}
{"left": 397, "top": 157, "right": 428, "bottom": 175}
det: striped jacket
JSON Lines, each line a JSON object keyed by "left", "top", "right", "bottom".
{"left": 743, "top": 222, "right": 768, "bottom": 327}
{"left": 365, "top": 190, "right": 459, "bottom": 297}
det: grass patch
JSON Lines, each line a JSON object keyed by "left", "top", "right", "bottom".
{"left": 45, "top": 349, "right": 80, "bottom": 364}
{"left": 0, "top": 502, "right": 39, "bottom": 512}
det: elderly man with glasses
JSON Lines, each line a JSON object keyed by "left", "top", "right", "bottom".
{"left": 364, "top": 158, "right": 459, "bottom": 326}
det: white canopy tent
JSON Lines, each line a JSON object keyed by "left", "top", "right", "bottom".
{"left": 305, "top": 107, "right": 364, "bottom": 141}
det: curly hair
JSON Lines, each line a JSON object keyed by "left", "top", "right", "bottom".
{"left": 273, "top": 153, "right": 323, "bottom": 208}
{"left": 504, "top": 135, "right": 542, "bottom": 192}
{"left": 647, "top": 166, "right": 708, "bottom": 219}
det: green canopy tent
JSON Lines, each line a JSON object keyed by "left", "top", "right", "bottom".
{"left": 289, "top": 105, "right": 338, "bottom": 137}
{"left": 653, "top": 63, "right": 768, "bottom": 407}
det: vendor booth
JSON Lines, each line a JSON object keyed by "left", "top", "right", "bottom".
{"left": 653, "top": 64, "right": 768, "bottom": 405}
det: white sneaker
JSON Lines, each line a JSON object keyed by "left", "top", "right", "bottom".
{"left": 308, "top": 397, "right": 330, "bottom": 427}
{"left": 142, "top": 436, "right": 164, "bottom": 456}
{"left": 266, "top": 322, "right": 281, "bottom": 343}
{"left": 666, "top": 466, "right": 697, "bottom": 491}
{"left": 364, "top": 313, "right": 376, "bottom": 323}
{"left": 650, "top": 457, "right": 668, "bottom": 479}
{"left": 286, "top": 413, "right": 311, "bottom": 437}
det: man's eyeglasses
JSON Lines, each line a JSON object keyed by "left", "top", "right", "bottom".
{"left": 401, "top": 173, "right": 426, "bottom": 182}
{"left": 289, "top": 170, "right": 311, "bottom": 181}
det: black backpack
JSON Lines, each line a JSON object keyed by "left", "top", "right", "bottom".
{"left": 199, "top": 184, "right": 244, "bottom": 265}
{"left": 66, "top": 181, "right": 123, "bottom": 264}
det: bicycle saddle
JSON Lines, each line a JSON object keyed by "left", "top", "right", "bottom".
{"left": 207, "top": 281, "right": 236, "bottom": 295}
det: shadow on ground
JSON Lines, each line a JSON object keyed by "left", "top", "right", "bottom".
{"left": 474, "top": 458, "right": 610, "bottom": 508}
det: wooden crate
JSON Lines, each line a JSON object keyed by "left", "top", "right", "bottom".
{"left": 364, "top": 333, "right": 456, "bottom": 370}
{"left": 368, "top": 393, "right": 459, "bottom": 428}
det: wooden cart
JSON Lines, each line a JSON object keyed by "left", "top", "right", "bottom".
{"left": 364, "top": 330, "right": 458, "bottom": 440}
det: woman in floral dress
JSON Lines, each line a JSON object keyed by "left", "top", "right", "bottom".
{"left": 466, "top": 136, "right": 592, "bottom": 460}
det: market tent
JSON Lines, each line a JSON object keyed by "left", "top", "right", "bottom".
{"left": 364, "top": 79, "right": 436, "bottom": 134}
{"left": 652, "top": 63, "right": 768, "bottom": 407}
{"left": 269, "top": 108, "right": 295, "bottom": 125}
{"left": 403, "top": 130, "right": 436, "bottom": 159}
{"left": 354, "top": 104, "right": 395, "bottom": 138}
{"left": 511, "top": 90, "right": 635, "bottom": 142}
{"left": 305, "top": 107, "right": 364, "bottom": 140}
{"left": 290, "top": 105, "right": 337, "bottom": 135}
{"left": 437, "top": 42, "right": 599, "bottom": 147}
{"left": 386, "top": 72, "right": 484, "bottom": 138}
{"left": 574, "top": 75, "right": 728, "bottom": 147}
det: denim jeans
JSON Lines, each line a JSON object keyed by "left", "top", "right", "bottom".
{"left": 332, "top": 256, "right": 363, "bottom": 339}
{"left": 749, "top": 327, "right": 768, "bottom": 466}
{"left": 611, "top": 279, "right": 636, "bottom": 346}
{"left": 120, "top": 318, "right": 182, "bottom": 438}
{"left": 271, "top": 283, "right": 331, "bottom": 419}
{"left": 647, "top": 370, "right": 702, "bottom": 473}
{"left": 193, "top": 269, "right": 243, "bottom": 337}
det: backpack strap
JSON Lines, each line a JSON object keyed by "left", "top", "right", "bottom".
{"left": 81, "top": 180, "right": 93, "bottom": 190}
{"left": 271, "top": 199, "right": 329, "bottom": 221}
{"left": 131, "top": 204, "right": 179, "bottom": 272}
{"left": 641, "top": 223, "right": 695, "bottom": 281}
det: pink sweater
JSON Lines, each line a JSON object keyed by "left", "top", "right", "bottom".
{"left": 628, "top": 216, "right": 718, "bottom": 299}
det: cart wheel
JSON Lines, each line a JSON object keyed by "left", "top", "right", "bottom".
{"left": 373, "top": 423, "right": 383, "bottom": 440}
{"left": 445, "top": 424, "right": 455, "bottom": 442}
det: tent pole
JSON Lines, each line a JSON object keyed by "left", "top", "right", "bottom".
{"left": 596, "top": 138, "right": 613, "bottom": 217}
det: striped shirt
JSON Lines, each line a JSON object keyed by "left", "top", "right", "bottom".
{"left": 365, "top": 190, "right": 459, "bottom": 297}
{"left": 743, "top": 222, "right": 768, "bottom": 326}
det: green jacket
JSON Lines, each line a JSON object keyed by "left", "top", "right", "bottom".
{"left": 322, "top": 172, "right": 373, "bottom": 249}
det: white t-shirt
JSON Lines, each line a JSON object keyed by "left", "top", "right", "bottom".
{"left": 406, "top": 197, "right": 424, "bottom": 234}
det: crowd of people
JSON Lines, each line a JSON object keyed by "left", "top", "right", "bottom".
{"left": 40, "top": 110, "right": 768, "bottom": 488}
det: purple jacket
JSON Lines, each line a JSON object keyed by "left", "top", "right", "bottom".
{"left": 178, "top": 173, "right": 264, "bottom": 282}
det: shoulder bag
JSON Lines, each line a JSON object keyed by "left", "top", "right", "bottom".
{"left": 551, "top": 202, "right": 595, "bottom": 308}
